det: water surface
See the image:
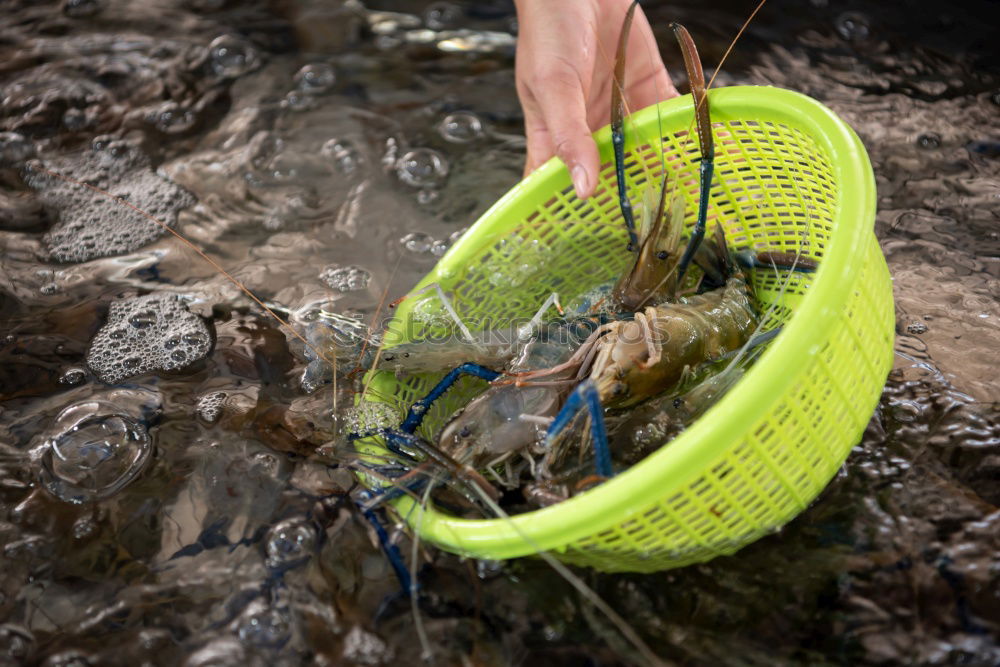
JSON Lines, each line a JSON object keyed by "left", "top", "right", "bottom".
{"left": 0, "top": 0, "right": 998, "bottom": 664}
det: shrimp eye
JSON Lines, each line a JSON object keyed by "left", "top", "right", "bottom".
{"left": 656, "top": 250, "right": 669, "bottom": 260}
{"left": 458, "top": 426, "right": 472, "bottom": 438}
{"left": 673, "top": 397, "right": 684, "bottom": 408}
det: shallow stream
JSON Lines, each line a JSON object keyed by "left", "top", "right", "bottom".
{"left": 0, "top": 0, "right": 998, "bottom": 664}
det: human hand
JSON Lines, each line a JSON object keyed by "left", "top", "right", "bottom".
{"left": 514, "top": 0, "right": 677, "bottom": 199}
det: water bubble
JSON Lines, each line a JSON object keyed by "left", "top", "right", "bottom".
{"left": 62, "top": 0, "right": 102, "bottom": 18}
{"left": 906, "top": 321, "right": 929, "bottom": 335}
{"left": 39, "top": 404, "right": 152, "bottom": 503}
{"left": 251, "top": 451, "right": 280, "bottom": 474}
{"left": 60, "top": 368, "right": 86, "bottom": 385}
{"left": 41, "top": 649, "right": 94, "bottom": 667}
{"left": 72, "top": 515, "right": 98, "bottom": 539}
{"left": 62, "top": 107, "right": 92, "bottom": 131}
{"left": 151, "top": 102, "right": 196, "bottom": 134}
{"left": 183, "top": 333, "right": 205, "bottom": 346}
{"left": 250, "top": 134, "right": 284, "bottom": 171}
{"left": 484, "top": 236, "right": 550, "bottom": 288}
{"left": 438, "top": 111, "right": 484, "bottom": 143}
{"left": 395, "top": 149, "right": 448, "bottom": 188}
{"left": 416, "top": 188, "right": 439, "bottom": 205}
{"left": 208, "top": 35, "right": 259, "bottom": 78}
{"left": 424, "top": 2, "right": 462, "bottom": 30}
{"left": 88, "top": 294, "right": 211, "bottom": 383}
{"left": 410, "top": 296, "right": 452, "bottom": 327}
{"left": 238, "top": 607, "right": 291, "bottom": 648}
{"left": 400, "top": 231, "right": 433, "bottom": 253}
{"left": 344, "top": 401, "right": 399, "bottom": 433}
{"left": 476, "top": 559, "right": 504, "bottom": 579}
{"left": 39, "top": 282, "right": 59, "bottom": 295}
{"left": 320, "top": 265, "right": 371, "bottom": 292}
{"left": 281, "top": 90, "right": 317, "bottom": 112}
{"left": 129, "top": 309, "right": 157, "bottom": 329}
{"left": 835, "top": 12, "right": 871, "bottom": 42}
{"left": 267, "top": 154, "right": 299, "bottom": 182}
{"left": 342, "top": 626, "right": 392, "bottom": 665}
{"left": 196, "top": 392, "right": 226, "bottom": 423}
{"left": 374, "top": 34, "right": 403, "bottom": 51}
{"left": 0, "top": 625, "right": 34, "bottom": 662}
{"left": 265, "top": 518, "right": 317, "bottom": 568}
{"left": 0, "top": 132, "right": 35, "bottom": 166}
{"left": 91, "top": 136, "right": 131, "bottom": 160}
{"left": 431, "top": 239, "right": 449, "bottom": 256}
{"left": 320, "top": 138, "right": 362, "bottom": 174}
{"left": 916, "top": 133, "right": 941, "bottom": 149}
{"left": 293, "top": 63, "right": 336, "bottom": 93}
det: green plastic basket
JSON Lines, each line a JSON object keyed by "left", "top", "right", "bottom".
{"left": 357, "top": 86, "right": 894, "bottom": 573}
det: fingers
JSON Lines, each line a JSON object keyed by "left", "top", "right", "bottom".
{"left": 521, "top": 90, "right": 554, "bottom": 177}
{"left": 515, "top": 0, "right": 600, "bottom": 198}
{"left": 529, "top": 60, "right": 600, "bottom": 199}
{"left": 518, "top": 54, "right": 600, "bottom": 199}
{"left": 515, "top": 0, "right": 677, "bottom": 200}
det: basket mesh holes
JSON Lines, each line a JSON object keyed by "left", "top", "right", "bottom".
{"left": 357, "top": 109, "right": 897, "bottom": 571}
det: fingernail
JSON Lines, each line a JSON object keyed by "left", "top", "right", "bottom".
{"left": 571, "top": 164, "right": 590, "bottom": 199}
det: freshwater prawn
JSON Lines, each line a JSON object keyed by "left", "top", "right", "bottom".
{"left": 349, "top": 7, "right": 812, "bottom": 507}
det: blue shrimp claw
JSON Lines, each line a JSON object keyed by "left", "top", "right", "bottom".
{"left": 358, "top": 490, "right": 414, "bottom": 595}
{"left": 348, "top": 362, "right": 500, "bottom": 450}
{"left": 611, "top": 1, "right": 641, "bottom": 252}
{"left": 672, "top": 22, "right": 716, "bottom": 284}
{"left": 400, "top": 362, "right": 501, "bottom": 433}
{"left": 545, "top": 380, "right": 613, "bottom": 478}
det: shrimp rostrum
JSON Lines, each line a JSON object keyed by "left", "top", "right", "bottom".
{"left": 349, "top": 7, "right": 813, "bottom": 509}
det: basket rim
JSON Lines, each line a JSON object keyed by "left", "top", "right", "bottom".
{"left": 382, "top": 85, "right": 877, "bottom": 559}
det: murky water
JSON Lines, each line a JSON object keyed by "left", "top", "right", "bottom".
{"left": 1, "top": 0, "right": 997, "bottom": 664}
